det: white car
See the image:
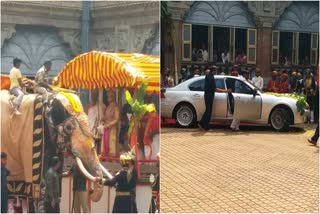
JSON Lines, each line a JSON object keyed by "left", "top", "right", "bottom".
{"left": 161, "top": 75, "right": 308, "bottom": 131}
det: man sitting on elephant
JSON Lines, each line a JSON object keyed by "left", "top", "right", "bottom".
{"left": 23, "top": 60, "right": 53, "bottom": 105}
{"left": 9, "top": 58, "right": 26, "bottom": 115}
{"left": 34, "top": 60, "right": 53, "bottom": 105}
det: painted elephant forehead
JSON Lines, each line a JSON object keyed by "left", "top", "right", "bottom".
{"left": 76, "top": 112, "right": 92, "bottom": 136}
{"left": 55, "top": 92, "right": 84, "bottom": 115}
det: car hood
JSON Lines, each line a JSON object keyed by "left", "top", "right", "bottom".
{"left": 260, "top": 93, "right": 298, "bottom": 105}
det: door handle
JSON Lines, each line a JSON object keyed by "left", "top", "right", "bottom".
{"left": 236, "top": 96, "right": 240, "bottom": 99}
{"left": 193, "top": 94, "right": 200, "bottom": 97}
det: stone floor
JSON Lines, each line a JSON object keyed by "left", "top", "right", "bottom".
{"left": 160, "top": 124, "right": 319, "bottom": 213}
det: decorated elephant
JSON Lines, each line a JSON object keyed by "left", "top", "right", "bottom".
{"left": 1, "top": 89, "right": 112, "bottom": 212}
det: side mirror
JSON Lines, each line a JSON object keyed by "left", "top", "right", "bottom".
{"left": 252, "top": 89, "right": 257, "bottom": 97}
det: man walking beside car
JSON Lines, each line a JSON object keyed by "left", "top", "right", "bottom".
{"left": 198, "top": 66, "right": 231, "bottom": 131}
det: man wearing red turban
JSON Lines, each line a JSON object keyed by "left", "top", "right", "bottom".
{"left": 267, "top": 71, "right": 280, "bottom": 92}
{"left": 279, "top": 73, "right": 289, "bottom": 93}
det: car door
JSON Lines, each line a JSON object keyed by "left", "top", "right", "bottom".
{"left": 226, "top": 78, "right": 262, "bottom": 120}
{"left": 211, "top": 78, "right": 228, "bottom": 118}
{"left": 188, "top": 79, "right": 205, "bottom": 115}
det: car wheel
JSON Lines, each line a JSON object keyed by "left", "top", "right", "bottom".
{"left": 270, "top": 108, "right": 290, "bottom": 132}
{"left": 174, "top": 103, "right": 197, "bottom": 128}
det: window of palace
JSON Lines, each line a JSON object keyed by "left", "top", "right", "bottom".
{"left": 183, "top": 24, "right": 256, "bottom": 65}
{"left": 191, "top": 25, "right": 208, "bottom": 62}
{"left": 272, "top": 31, "right": 318, "bottom": 66}
{"left": 183, "top": 1, "right": 256, "bottom": 64}
{"left": 273, "top": 2, "right": 319, "bottom": 66}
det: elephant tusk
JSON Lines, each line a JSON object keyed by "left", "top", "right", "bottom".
{"left": 76, "top": 157, "right": 97, "bottom": 181}
{"left": 99, "top": 163, "right": 113, "bottom": 180}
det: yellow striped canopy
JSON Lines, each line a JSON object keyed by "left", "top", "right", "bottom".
{"left": 56, "top": 51, "right": 160, "bottom": 92}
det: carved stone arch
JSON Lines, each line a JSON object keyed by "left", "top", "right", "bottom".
{"left": 274, "top": 1, "right": 319, "bottom": 33}
{"left": 1, "top": 25, "right": 73, "bottom": 76}
{"left": 184, "top": 1, "right": 255, "bottom": 28}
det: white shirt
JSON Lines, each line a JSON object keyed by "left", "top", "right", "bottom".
{"left": 35, "top": 66, "right": 49, "bottom": 85}
{"left": 202, "top": 50, "right": 208, "bottom": 62}
{"left": 238, "top": 75, "right": 245, "bottom": 81}
{"left": 225, "top": 53, "right": 230, "bottom": 63}
{"left": 9, "top": 67, "right": 22, "bottom": 89}
{"left": 222, "top": 53, "right": 226, "bottom": 64}
{"left": 252, "top": 76, "right": 264, "bottom": 90}
{"left": 88, "top": 103, "right": 106, "bottom": 132}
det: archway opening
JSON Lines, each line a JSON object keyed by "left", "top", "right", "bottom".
{"left": 279, "top": 32, "right": 293, "bottom": 65}
{"left": 299, "top": 33, "right": 311, "bottom": 65}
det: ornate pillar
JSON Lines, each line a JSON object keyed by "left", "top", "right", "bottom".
{"left": 256, "top": 21, "right": 273, "bottom": 78}
{"left": 165, "top": 1, "right": 189, "bottom": 83}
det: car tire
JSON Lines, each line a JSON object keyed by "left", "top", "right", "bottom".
{"left": 270, "top": 108, "right": 290, "bottom": 132}
{"left": 174, "top": 103, "right": 197, "bottom": 128}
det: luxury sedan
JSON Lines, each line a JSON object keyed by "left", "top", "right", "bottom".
{"left": 161, "top": 75, "right": 309, "bottom": 131}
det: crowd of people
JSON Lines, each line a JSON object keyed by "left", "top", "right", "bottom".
{"left": 191, "top": 45, "right": 248, "bottom": 65}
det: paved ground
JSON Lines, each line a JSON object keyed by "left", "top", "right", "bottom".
{"left": 160, "top": 124, "right": 319, "bottom": 213}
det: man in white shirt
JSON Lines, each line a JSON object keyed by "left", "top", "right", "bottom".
{"left": 86, "top": 90, "right": 106, "bottom": 154}
{"left": 9, "top": 58, "right": 25, "bottom": 115}
{"left": 34, "top": 60, "right": 53, "bottom": 104}
{"left": 201, "top": 45, "right": 209, "bottom": 62}
{"left": 252, "top": 68, "right": 264, "bottom": 90}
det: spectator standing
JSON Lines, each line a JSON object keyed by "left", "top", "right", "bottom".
{"left": 267, "top": 71, "right": 280, "bottom": 92}
{"left": 279, "top": 73, "right": 290, "bottom": 93}
{"left": 252, "top": 68, "right": 264, "bottom": 90}
{"left": 85, "top": 89, "right": 106, "bottom": 154}
{"left": 201, "top": 44, "right": 209, "bottom": 62}
{"left": 304, "top": 69, "right": 316, "bottom": 123}
{"left": 193, "top": 69, "right": 200, "bottom": 77}
{"left": 44, "top": 156, "right": 61, "bottom": 213}
{"left": 192, "top": 48, "right": 198, "bottom": 61}
{"left": 296, "top": 72, "right": 304, "bottom": 94}
{"left": 63, "top": 162, "right": 90, "bottom": 213}
{"left": 290, "top": 71, "right": 298, "bottom": 92}
{"left": 1, "top": 152, "right": 10, "bottom": 213}
{"left": 244, "top": 70, "right": 252, "bottom": 84}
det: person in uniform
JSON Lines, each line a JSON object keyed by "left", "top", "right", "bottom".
{"left": 101, "top": 152, "right": 138, "bottom": 213}
{"left": 267, "top": 71, "right": 280, "bottom": 92}
{"left": 279, "top": 73, "right": 290, "bottom": 93}
{"left": 62, "top": 162, "right": 90, "bottom": 213}
{"left": 44, "top": 156, "right": 61, "bottom": 213}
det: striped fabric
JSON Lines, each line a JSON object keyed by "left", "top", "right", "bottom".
{"left": 56, "top": 51, "right": 160, "bottom": 92}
